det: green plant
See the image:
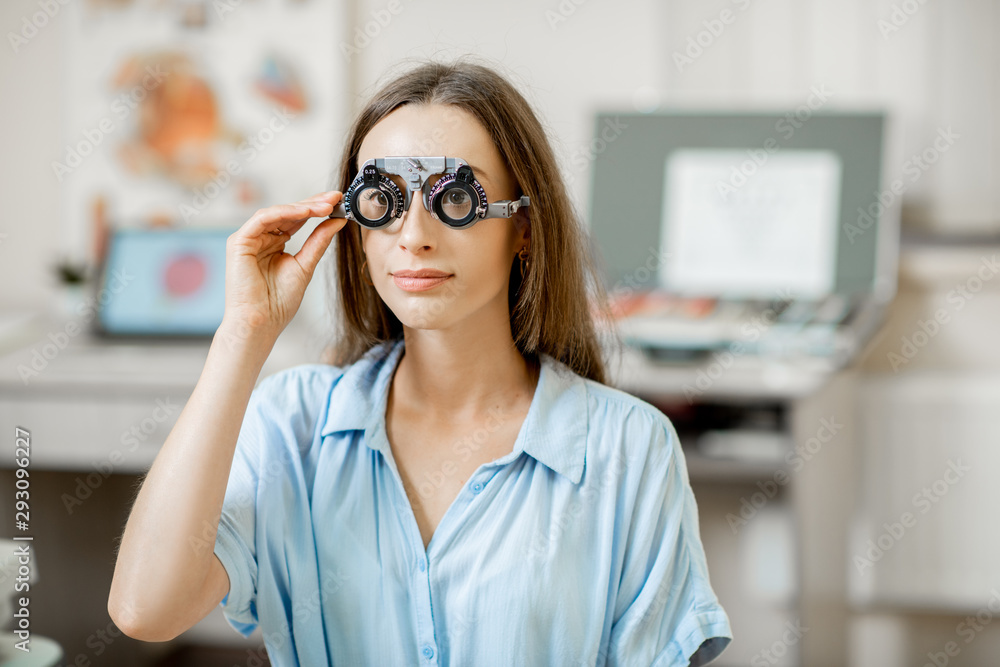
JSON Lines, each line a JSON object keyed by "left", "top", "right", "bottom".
{"left": 53, "top": 258, "right": 89, "bottom": 285}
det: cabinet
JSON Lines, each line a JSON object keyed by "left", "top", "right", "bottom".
{"left": 603, "top": 339, "right": 860, "bottom": 666}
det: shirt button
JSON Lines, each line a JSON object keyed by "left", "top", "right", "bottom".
{"left": 422, "top": 644, "right": 434, "bottom": 659}
{"left": 418, "top": 558, "right": 426, "bottom": 572}
{"left": 471, "top": 481, "right": 483, "bottom": 494}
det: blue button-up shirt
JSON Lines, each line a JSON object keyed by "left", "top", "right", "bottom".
{"left": 213, "top": 335, "right": 732, "bottom": 666}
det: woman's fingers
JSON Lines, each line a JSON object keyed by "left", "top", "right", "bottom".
{"left": 266, "top": 205, "right": 316, "bottom": 236}
{"left": 241, "top": 203, "right": 311, "bottom": 238}
{"left": 266, "top": 192, "right": 343, "bottom": 238}
{"left": 222, "top": 191, "right": 345, "bottom": 334}
{"left": 301, "top": 190, "right": 343, "bottom": 204}
{"left": 252, "top": 193, "right": 347, "bottom": 258}
{"left": 293, "top": 216, "right": 347, "bottom": 278}
{"left": 242, "top": 193, "right": 342, "bottom": 239}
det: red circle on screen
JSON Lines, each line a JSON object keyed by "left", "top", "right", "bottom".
{"left": 164, "top": 253, "right": 207, "bottom": 297}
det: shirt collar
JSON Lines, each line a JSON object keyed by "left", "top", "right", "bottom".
{"left": 320, "top": 336, "right": 589, "bottom": 484}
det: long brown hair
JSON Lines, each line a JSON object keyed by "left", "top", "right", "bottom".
{"left": 322, "top": 57, "right": 619, "bottom": 385}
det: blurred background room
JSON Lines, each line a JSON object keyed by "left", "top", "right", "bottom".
{"left": 0, "top": 0, "right": 998, "bottom": 665}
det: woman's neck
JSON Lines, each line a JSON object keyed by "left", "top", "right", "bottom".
{"left": 390, "top": 327, "right": 539, "bottom": 424}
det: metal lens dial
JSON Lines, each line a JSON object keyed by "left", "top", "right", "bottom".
{"left": 345, "top": 165, "right": 403, "bottom": 228}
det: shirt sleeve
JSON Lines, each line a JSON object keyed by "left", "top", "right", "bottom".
{"left": 606, "top": 412, "right": 733, "bottom": 666}
{"left": 211, "top": 373, "right": 278, "bottom": 638}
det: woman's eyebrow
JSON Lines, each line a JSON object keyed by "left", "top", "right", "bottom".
{"left": 464, "top": 163, "right": 489, "bottom": 181}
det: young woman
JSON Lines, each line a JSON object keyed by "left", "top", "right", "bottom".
{"left": 109, "top": 59, "right": 732, "bottom": 666}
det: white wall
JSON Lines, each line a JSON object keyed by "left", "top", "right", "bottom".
{"left": 1, "top": 0, "right": 66, "bottom": 310}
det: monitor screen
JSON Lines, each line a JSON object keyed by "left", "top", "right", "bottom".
{"left": 660, "top": 148, "right": 842, "bottom": 298}
{"left": 95, "top": 226, "right": 233, "bottom": 337}
{"left": 587, "top": 111, "right": 887, "bottom": 301}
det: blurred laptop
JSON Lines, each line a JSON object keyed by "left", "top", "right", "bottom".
{"left": 91, "top": 226, "right": 234, "bottom": 339}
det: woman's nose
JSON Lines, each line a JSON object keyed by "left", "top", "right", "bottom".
{"left": 395, "top": 196, "right": 439, "bottom": 251}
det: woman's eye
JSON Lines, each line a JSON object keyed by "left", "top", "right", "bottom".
{"left": 446, "top": 190, "right": 468, "bottom": 204}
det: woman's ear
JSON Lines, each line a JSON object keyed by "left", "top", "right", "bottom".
{"left": 514, "top": 207, "right": 531, "bottom": 241}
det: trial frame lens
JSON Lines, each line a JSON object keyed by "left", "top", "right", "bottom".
{"left": 330, "top": 157, "right": 530, "bottom": 230}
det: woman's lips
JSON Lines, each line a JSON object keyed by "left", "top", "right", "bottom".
{"left": 392, "top": 274, "right": 452, "bottom": 292}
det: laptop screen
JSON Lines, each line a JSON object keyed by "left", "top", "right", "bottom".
{"left": 94, "top": 226, "right": 233, "bottom": 337}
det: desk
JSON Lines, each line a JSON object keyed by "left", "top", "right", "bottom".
{"left": 0, "top": 309, "right": 327, "bottom": 472}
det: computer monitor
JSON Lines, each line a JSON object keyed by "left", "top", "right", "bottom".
{"left": 587, "top": 111, "right": 897, "bottom": 305}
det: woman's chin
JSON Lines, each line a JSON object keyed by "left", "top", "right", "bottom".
{"left": 395, "top": 307, "right": 458, "bottom": 331}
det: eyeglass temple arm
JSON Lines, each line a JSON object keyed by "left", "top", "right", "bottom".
{"left": 483, "top": 195, "right": 530, "bottom": 220}
{"left": 328, "top": 202, "right": 350, "bottom": 220}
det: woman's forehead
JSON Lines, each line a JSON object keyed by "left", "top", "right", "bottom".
{"left": 358, "top": 104, "right": 495, "bottom": 167}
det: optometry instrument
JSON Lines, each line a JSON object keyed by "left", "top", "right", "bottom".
{"left": 327, "top": 156, "right": 530, "bottom": 230}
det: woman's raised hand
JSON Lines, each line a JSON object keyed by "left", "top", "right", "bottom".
{"left": 222, "top": 190, "right": 347, "bottom": 340}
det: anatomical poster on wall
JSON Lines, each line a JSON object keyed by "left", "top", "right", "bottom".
{"left": 56, "top": 0, "right": 345, "bottom": 272}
